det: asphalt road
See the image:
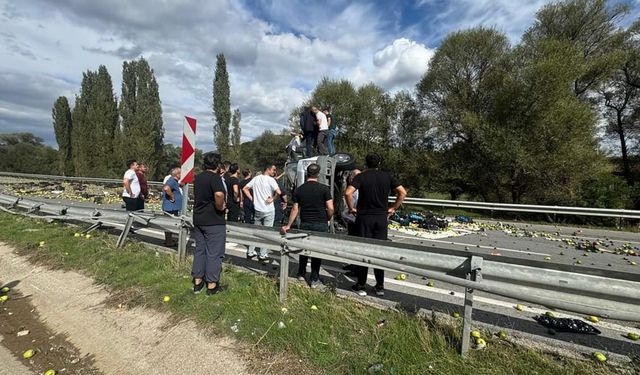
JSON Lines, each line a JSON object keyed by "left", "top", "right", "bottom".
{"left": 2, "top": 187, "right": 639, "bottom": 359}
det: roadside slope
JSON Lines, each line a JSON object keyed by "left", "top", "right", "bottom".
{"left": 0, "top": 242, "right": 251, "bottom": 375}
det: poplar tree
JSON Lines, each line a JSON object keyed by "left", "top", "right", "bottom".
{"left": 231, "top": 108, "right": 241, "bottom": 159}
{"left": 119, "top": 58, "right": 164, "bottom": 179}
{"left": 52, "top": 96, "right": 73, "bottom": 175}
{"left": 71, "top": 70, "right": 98, "bottom": 176}
{"left": 213, "top": 53, "right": 231, "bottom": 157}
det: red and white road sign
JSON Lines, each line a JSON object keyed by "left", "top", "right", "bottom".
{"left": 180, "top": 116, "right": 197, "bottom": 184}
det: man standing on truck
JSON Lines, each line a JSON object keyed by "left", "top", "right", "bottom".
{"left": 281, "top": 163, "right": 334, "bottom": 288}
{"left": 300, "top": 107, "right": 316, "bottom": 158}
{"left": 344, "top": 153, "right": 407, "bottom": 296}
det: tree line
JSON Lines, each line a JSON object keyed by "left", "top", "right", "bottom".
{"left": 289, "top": 0, "right": 640, "bottom": 210}
{"left": 2, "top": 0, "right": 638, "bottom": 211}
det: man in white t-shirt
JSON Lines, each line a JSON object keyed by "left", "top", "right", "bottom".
{"left": 313, "top": 106, "right": 329, "bottom": 155}
{"left": 242, "top": 164, "right": 282, "bottom": 262}
{"left": 122, "top": 159, "right": 141, "bottom": 211}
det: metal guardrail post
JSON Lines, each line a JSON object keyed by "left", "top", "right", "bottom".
{"left": 460, "top": 255, "right": 482, "bottom": 356}
{"left": 116, "top": 214, "right": 135, "bottom": 248}
{"left": 177, "top": 184, "right": 190, "bottom": 262}
{"left": 279, "top": 242, "right": 289, "bottom": 303}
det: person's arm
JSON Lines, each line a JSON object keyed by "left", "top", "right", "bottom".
{"left": 163, "top": 184, "right": 174, "bottom": 202}
{"left": 233, "top": 184, "right": 240, "bottom": 202}
{"left": 243, "top": 179, "right": 254, "bottom": 202}
{"left": 325, "top": 199, "right": 334, "bottom": 221}
{"left": 123, "top": 173, "right": 134, "bottom": 197}
{"left": 344, "top": 185, "right": 357, "bottom": 214}
{"left": 281, "top": 203, "right": 299, "bottom": 233}
{"left": 327, "top": 116, "right": 332, "bottom": 128}
{"left": 388, "top": 185, "right": 407, "bottom": 217}
{"left": 266, "top": 180, "right": 282, "bottom": 204}
{"left": 214, "top": 191, "right": 225, "bottom": 211}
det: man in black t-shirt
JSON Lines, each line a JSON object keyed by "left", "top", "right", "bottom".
{"left": 191, "top": 152, "right": 227, "bottom": 296}
{"left": 238, "top": 169, "right": 253, "bottom": 223}
{"left": 225, "top": 163, "right": 241, "bottom": 222}
{"left": 344, "top": 153, "right": 407, "bottom": 297}
{"left": 282, "top": 163, "right": 334, "bottom": 288}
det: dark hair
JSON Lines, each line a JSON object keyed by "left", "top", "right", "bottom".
{"left": 263, "top": 163, "right": 274, "bottom": 172}
{"left": 241, "top": 168, "right": 251, "bottom": 177}
{"left": 306, "top": 163, "right": 320, "bottom": 177}
{"left": 126, "top": 159, "right": 137, "bottom": 168}
{"left": 228, "top": 163, "right": 239, "bottom": 174}
{"left": 365, "top": 153, "right": 381, "bottom": 169}
{"left": 223, "top": 160, "right": 231, "bottom": 167}
{"left": 323, "top": 107, "right": 331, "bottom": 112}
{"left": 203, "top": 152, "right": 222, "bottom": 170}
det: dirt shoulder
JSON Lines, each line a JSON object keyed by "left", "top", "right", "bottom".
{"left": 0, "top": 242, "right": 251, "bottom": 375}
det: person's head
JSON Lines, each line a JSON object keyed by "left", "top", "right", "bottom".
{"left": 241, "top": 168, "right": 252, "bottom": 178}
{"left": 311, "top": 106, "right": 319, "bottom": 113}
{"left": 221, "top": 161, "right": 231, "bottom": 173}
{"left": 228, "top": 163, "right": 239, "bottom": 175}
{"left": 203, "top": 152, "right": 222, "bottom": 171}
{"left": 138, "top": 163, "right": 147, "bottom": 173}
{"left": 348, "top": 168, "right": 361, "bottom": 183}
{"left": 323, "top": 107, "right": 331, "bottom": 114}
{"left": 306, "top": 163, "right": 320, "bottom": 179}
{"left": 126, "top": 159, "right": 138, "bottom": 170}
{"left": 365, "top": 153, "right": 382, "bottom": 169}
{"left": 263, "top": 164, "right": 277, "bottom": 177}
{"left": 170, "top": 167, "right": 181, "bottom": 180}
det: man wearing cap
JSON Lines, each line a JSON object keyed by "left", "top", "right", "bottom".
{"left": 281, "top": 163, "right": 334, "bottom": 288}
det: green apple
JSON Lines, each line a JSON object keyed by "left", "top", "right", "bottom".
{"left": 593, "top": 352, "right": 606, "bottom": 362}
{"left": 471, "top": 331, "right": 481, "bottom": 339}
{"left": 162, "top": 295, "right": 170, "bottom": 302}
{"left": 498, "top": 331, "right": 508, "bottom": 339}
{"left": 22, "top": 349, "right": 35, "bottom": 359}
{"left": 626, "top": 332, "right": 639, "bottom": 341}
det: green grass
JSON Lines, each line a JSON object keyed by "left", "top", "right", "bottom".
{"left": 0, "top": 212, "right": 632, "bottom": 375}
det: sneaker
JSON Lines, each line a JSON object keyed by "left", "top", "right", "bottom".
{"left": 193, "top": 279, "right": 205, "bottom": 294}
{"left": 351, "top": 284, "right": 367, "bottom": 296}
{"left": 258, "top": 255, "right": 270, "bottom": 264}
{"left": 246, "top": 252, "right": 257, "bottom": 260}
{"left": 374, "top": 285, "right": 385, "bottom": 297}
{"left": 296, "top": 274, "right": 306, "bottom": 281}
{"left": 310, "top": 279, "right": 322, "bottom": 289}
{"left": 206, "top": 284, "right": 221, "bottom": 296}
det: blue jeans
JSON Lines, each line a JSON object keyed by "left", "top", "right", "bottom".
{"left": 327, "top": 128, "right": 337, "bottom": 155}
{"left": 246, "top": 209, "right": 274, "bottom": 258}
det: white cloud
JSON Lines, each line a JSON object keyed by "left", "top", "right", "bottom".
{"left": 369, "top": 38, "right": 434, "bottom": 90}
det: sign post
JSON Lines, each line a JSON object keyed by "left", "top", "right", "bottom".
{"left": 177, "top": 116, "right": 197, "bottom": 262}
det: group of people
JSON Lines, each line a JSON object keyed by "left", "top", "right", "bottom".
{"left": 121, "top": 159, "right": 150, "bottom": 211}
{"left": 121, "top": 150, "right": 407, "bottom": 298}
{"left": 281, "top": 153, "right": 406, "bottom": 295}
{"left": 299, "top": 106, "right": 337, "bottom": 157}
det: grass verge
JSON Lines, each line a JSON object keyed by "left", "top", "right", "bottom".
{"left": 0, "top": 212, "right": 631, "bottom": 375}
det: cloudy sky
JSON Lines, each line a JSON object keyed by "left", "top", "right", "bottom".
{"left": 1, "top": 0, "right": 638, "bottom": 152}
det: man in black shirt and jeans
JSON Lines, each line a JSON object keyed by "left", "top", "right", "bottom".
{"left": 345, "top": 153, "right": 406, "bottom": 296}
{"left": 191, "top": 152, "right": 227, "bottom": 296}
{"left": 281, "top": 163, "right": 334, "bottom": 289}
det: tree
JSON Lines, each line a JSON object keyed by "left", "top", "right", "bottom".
{"left": 52, "top": 96, "right": 73, "bottom": 175}
{"left": 0, "top": 133, "right": 58, "bottom": 174}
{"left": 119, "top": 58, "right": 164, "bottom": 179}
{"left": 523, "top": 0, "right": 628, "bottom": 97}
{"left": 231, "top": 108, "right": 242, "bottom": 160}
{"left": 71, "top": 70, "right": 98, "bottom": 176}
{"left": 213, "top": 53, "right": 231, "bottom": 157}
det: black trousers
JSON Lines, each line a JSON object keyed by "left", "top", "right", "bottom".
{"left": 297, "top": 221, "right": 328, "bottom": 281}
{"left": 303, "top": 131, "right": 317, "bottom": 158}
{"left": 354, "top": 214, "right": 387, "bottom": 287}
{"left": 227, "top": 201, "right": 241, "bottom": 222}
{"left": 243, "top": 200, "right": 254, "bottom": 224}
{"left": 123, "top": 196, "right": 143, "bottom": 211}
